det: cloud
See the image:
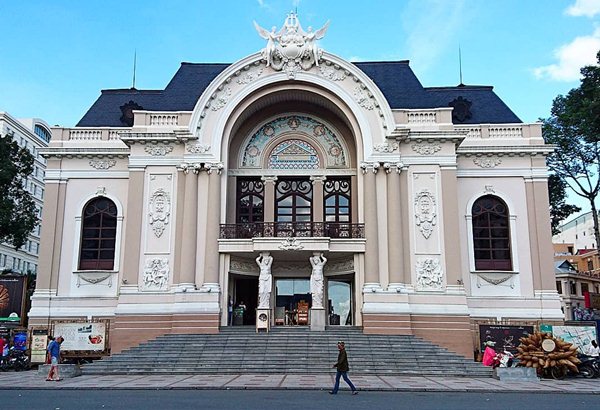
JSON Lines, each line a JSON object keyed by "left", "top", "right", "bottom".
{"left": 403, "top": 0, "right": 469, "bottom": 72}
{"left": 533, "top": 27, "right": 600, "bottom": 81}
{"left": 566, "top": 0, "right": 600, "bottom": 17}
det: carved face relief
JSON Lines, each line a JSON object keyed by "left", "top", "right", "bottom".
{"left": 142, "top": 258, "right": 169, "bottom": 291}
{"left": 414, "top": 189, "right": 437, "bottom": 239}
{"left": 149, "top": 189, "right": 171, "bottom": 238}
{"left": 416, "top": 258, "right": 444, "bottom": 290}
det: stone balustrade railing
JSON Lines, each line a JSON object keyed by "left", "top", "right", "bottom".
{"left": 49, "top": 127, "right": 131, "bottom": 142}
{"left": 394, "top": 108, "right": 453, "bottom": 126}
{"left": 456, "top": 124, "right": 543, "bottom": 140}
{"left": 133, "top": 111, "right": 192, "bottom": 127}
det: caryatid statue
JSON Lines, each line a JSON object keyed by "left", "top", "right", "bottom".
{"left": 256, "top": 252, "right": 273, "bottom": 309}
{"left": 309, "top": 252, "right": 327, "bottom": 309}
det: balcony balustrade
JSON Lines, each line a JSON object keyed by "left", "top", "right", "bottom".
{"left": 219, "top": 222, "right": 365, "bottom": 239}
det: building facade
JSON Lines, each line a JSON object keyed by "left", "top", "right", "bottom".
{"left": 29, "top": 14, "right": 563, "bottom": 357}
{"left": 553, "top": 211, "right": 597, "bottom": 251}
{"left": 0, "top": 112, "right": 50, "bottom": 274}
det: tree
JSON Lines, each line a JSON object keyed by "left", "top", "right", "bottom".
{"left": 544, "top": 51, "right": 600, "bottom": 248}
{"left": 547, "top": 174, "right": 580, "bottom": 236}
{"left": 0, "top": 132, "right": 38, "bottom": 249}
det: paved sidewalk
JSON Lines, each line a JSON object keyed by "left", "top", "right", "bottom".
{"left": 0, "top": 371, "right": 599, "bottom": 393}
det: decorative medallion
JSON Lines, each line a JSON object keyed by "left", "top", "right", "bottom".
{"left": 119, "top": 100, "right": 144, "bottom": 127}
{"left": 319, "top": 65, "right": 346, "bottom": 81}
{"left": 237, "top": 68, "right": 263, "bottom": 85}
{"left": 353, "top": 86, "right": 375, "bottom": 110}
{"left": 473, "top": 157, "right": 502, "bottom": 168}
{"left": 143, "top": 258, "right": 169, "bottom": 290}
{"left": 279, "top": 237, "right": 304, "bottom": 251}
{"left": 373, "top": 142, "right": 399, "bottom": 153}
{"left": 414, "top": 189, "right": 437, "bottom": 239}
{"left": 148, "top": 188, "right": 171, "bottom": 238}
{"left": 254, "top": 12, "right": 330, "bottom": 78}
{"left": 89, "top": 159, "right": 116, "bottom": 170}
{"left": 186, "top": 143, "right": 211, "bottom": 154}
{"left": 448, "top": 96, "right": 473, "bottom": 123}
{"left": 211, "top": 87, "right": 232, "bottom": 111}
{"left": 144, "top": 145, "right": 173, "bottom": 156}
{"left": 416, "top": 258, "right": 444, "bottom": 290}
{"left": 411, "top": 143, "right": 441, "bottom": 155}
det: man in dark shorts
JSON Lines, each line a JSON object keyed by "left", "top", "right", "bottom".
{"left": 329, "top": 341, "right": 358, "bottom": 395}
{"left": 46, "top": 336, "right": 64, "bottom": 381}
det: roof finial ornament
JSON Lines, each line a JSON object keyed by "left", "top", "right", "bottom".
{"left": 254, "top": 12, "right": 330, "bottom": 79}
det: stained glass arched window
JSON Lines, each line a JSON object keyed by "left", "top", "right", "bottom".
{"left": 79, "top": 197, "right": 117, "bottom": 270}
{"left": 472, "top": 195, "right": 512, "bottom": 271}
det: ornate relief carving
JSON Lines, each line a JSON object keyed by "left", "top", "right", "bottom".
{"left": 353, "top": 86, "right": 375, "bottom": 110}
{"left": 237, "top": 68, "right": 263, "bottom": 85}
{"left": 89, "top": 159, "right": 116, "bottom": 170}
{"left": 144, "top": 145, "right": 173, "bottom": 156}
{"left": 143, "top": 258, "right": 169, "bottom": 290}
{"left": 473, "top": 157, "right": 502, "bottom": 168}
{"left": 414, "top": 189, "right": 437, "bottom": 239}
{"left": 269, "top": 139, "right": 320, "bottom": 169}
{"left": 373, "top": 142, "right": 399, "bottom": 153}
{"left": 416, "top": 258, "right": 444, "bottom": 290}
{"left": 319, "top": 65, "right": 346, "bottom": 81}
{"left": 484, "top": 185, "right": 495, "bottom": 193}
{"left": 324, "top": 258, "right": 354, "bottom": 273}
{"left": 476, "top": 273, "right": 516, "bottom": 289}
{"left": 230, "top": 259, "right": 258, "bottom": 273}
{"left": 254, "top": 12, "right": 329, "bottom": 78}
{"left": 411, "top": 143, "right": 441, "bottom": 155}
{"left": 148, "top": 188, "right": 171, "bottom": 238}
{"left": 75, "top": 271, "right": 113, "bottom": 287}
{"left": 241, "top": 115, "right": 347, "bottom": 168}
{"left": 211, "top": 87, "right": 232, "bottom": 111}
{"left": 279, "top": 237, "right": 304, "bottom": 251}
{"left": 186, "top": 144, "right": 211, "bottom": 154}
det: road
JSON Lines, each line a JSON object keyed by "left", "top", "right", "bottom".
{"left": 2, "top": 390, "right": 597, "bottom": 410}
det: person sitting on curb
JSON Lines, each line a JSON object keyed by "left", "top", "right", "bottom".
{"left": 46, "top": 336, "right": 64, "bottom": 381}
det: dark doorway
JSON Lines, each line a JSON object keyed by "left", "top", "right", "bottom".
{"left": 233, "top": 276, "right": 258, "bottom": 325}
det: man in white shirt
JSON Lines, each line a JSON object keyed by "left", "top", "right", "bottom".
{"left": 587, "top": 340, "right": 599, "bottom": 357}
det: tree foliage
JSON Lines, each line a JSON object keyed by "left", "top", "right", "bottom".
{"left": 0, "top": 132, "right": 38, "bottom": 249}
{"left": 548, "top": 174, "right": 580, "bottom": 236}
{"left": 544, "top": 50, "right": 600, "bottom": 248}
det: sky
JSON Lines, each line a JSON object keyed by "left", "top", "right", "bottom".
{"left": 1, "top": 0, "right": 599, "bottom": 212}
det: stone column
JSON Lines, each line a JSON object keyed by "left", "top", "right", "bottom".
{"left": 178, "top": 164, "right": 199, "bottom": 290}
{"left": 441, "top": 168, "right": 463, "bottom": 287}
{"left": 36, "top": 172, "right": 63, "bottom": 291}
{"left": 262, "top": 176, "right": 277, "bottom": 223}
{"left": 203, "top": 163, "right": 223, "bottom": 290}
{"left": 121, "top": 169, "right": 145, "bottom": 286}
{"left": 385, "top": 163, "right": 405, "bottom": 290}
{"left": 310, "top": 176, "right": 326, "bottom": 223}
{"left": 171, "top": 168, "right": 187, "bottom": 285}
{"left": 361, "top": 162, "right": 380, "bottom": 289}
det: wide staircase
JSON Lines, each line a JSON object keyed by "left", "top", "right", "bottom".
{"left": 83, "top": 327, "right": 491, "bottom": 377}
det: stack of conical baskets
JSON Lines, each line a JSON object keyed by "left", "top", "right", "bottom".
{"left": 515, "top": 332, "right": 580, "bottom": 377}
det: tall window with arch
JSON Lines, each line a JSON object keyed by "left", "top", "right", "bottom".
{"left": 472, "top": 195, "right": 512, "bottom": 271}
{"left": 236, "top": 178, "right": 264, "bottom": 223}
{"left": 79, "top": 197, "right": 117, "bottom": 270}
{"left": 324, "top": 177, "right": 351, "bottom": 237}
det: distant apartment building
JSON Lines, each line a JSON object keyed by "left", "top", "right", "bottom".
{"left": 553, "top": 243, "right": 600, "bottom": 320}
{"left": 553, "top": 211, "right": 597, "bottom": 251}
{"left": 0, "top": 112, "right": 51, "bottom": 274}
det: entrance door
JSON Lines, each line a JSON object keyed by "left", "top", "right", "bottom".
{"left": 275, "top": 278, "right": 311, "bottom": 325}
{"left": 233, "top": 276, "right": 258, "bottom": 325}
{"left": 327, "top": 278, "right": 352, "bottom": 326}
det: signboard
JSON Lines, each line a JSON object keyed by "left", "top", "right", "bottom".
{"left": 30, "top": 328, "right": 49, "bottom": 364}
{"left": 539, "top": 323, "right": 553, "bottom": 333}
{"left": 479, "top": 324, "right": 534, "bottom": 354}
{"left": 52, "top": 321, "right": 107, "bottom": 352}
{"left": 0, "top": 275, "right": 27, "bottom": 324}
{"left": 552, "top": 325, "right": 597, "bottom": 354}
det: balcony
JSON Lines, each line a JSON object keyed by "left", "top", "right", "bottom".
{"left": 219, "top": 222, "right": 365, "bottom": 239}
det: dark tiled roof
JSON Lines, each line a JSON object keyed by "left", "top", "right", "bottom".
{"left": 77, "top": 61, "right": 521, "bottom": 127}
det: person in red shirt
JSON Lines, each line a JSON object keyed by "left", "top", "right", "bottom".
{"left": 0, "top": 337, "right": 5, "bottom": 358}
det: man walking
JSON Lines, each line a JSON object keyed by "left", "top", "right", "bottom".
{"left": 46, "top": 336, "right": 64, "bottom": 381}
{"left": 329, "top": 341, "right": 358, "bottom": 395}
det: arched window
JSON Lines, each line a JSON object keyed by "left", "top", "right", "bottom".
{"left": 79, "top": 197, "right": 117, "bottom": 270}
{"left": 236, "top": 178, "right": 264, "bottom": 223}
{"left": 34, "top": 124, "right": 51, "bottom": 143}
{"left": 472, "top": 195, "right": 512, "bottom": 271}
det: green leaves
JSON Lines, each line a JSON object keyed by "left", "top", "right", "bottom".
{"left": 0, "top": 133, "right": 38, "bottom": 249}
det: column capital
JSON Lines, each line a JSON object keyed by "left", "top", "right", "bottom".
{"left": 360, "top": 161, "right": 380, "bottom": 174}
{"left": 309, "top": 175, "right": 327, "bottom": 184}
{"left": 205, "top": 162, "right": 224, "bottom": 175}
{"left": 261, "top": 175, "right": 278, "bottom": 184}
{"left": 383, "top": 162, "right": 404, "bottom": 174}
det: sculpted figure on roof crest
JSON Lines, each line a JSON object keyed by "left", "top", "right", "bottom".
{"left": 254, "top": 12, "right": 329, "bottom": 78}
